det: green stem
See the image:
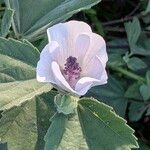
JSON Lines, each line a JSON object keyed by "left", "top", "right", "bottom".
{"left": 110, "top": 67, "right": 146, "bottom": 82}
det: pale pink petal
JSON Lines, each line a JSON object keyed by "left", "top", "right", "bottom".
{"left": 51, "top": 61, "right": 77, "bottom": 94}
{"left": 36, "top": 61, "right": 56, "bottom": 83}
{"left": 75, "top": 77, "right": 102, "bottom": 96}
{"left": 81, "top": 56, "right": 103, "bottom": 80}
{"left": 47, "top": 23, "right": 68, "bottom": 51}
{"left": 82, "top": 33, "right": 108, "bottom": 69}
{"left": 36, "top": 42, "right": 60, "bottom": 83}
{"left": 37, "top": 21, "right": 108, "bottom": 96}
{"left": 47, "top": 21, "right": 92, "bottom": 43}
{"left": 74, "top": 33, "right": 90, "bottom": 64}
{"left": 40, "top": 41, "right": 60, "bottom": 61}
{"left": 99, "top": 69, "right": 108, "bottom": 84}
{"left": 65, "top": 20, "right": 92, "bottom": 38}
{"left": 47, "top": 21, "right": 92, "bottom": 60}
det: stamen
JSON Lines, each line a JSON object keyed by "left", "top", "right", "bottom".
{"left": 62, "top": 56, "right": 81, "bottom": 88}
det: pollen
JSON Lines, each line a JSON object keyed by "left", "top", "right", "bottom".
{"left": 62, "top": 56, "right": 81, "bottom": 88}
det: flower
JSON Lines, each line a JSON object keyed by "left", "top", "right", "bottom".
{"left": 36, "top": 20, "right": 108, "bottom": 96}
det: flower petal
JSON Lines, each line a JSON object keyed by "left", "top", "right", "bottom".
{"left": 47, "top": 21, "right": 92, "bottom": 60}
{"left": 47, "top": 21, "right": 92, "bottom": 43}
{"left": 65, "top": 20, "right": 92, "bottom": 38}
{"left": 83, "top": 33, "right": 108, "bottom": 68}
{"left": 99, "top": 69, "right": 108, "bottom": 84}
{"left": 81, "top": 56, "right": 103, "bottom": 79}
{"left": 75, "top": 77, "right": 102, "bottom": 95}
{"left": 51, "top": 61, "right": 77, "bottom": 94}
{"left": 36, "top": 41, "right": 60, "bottom": 83}
{"left": 74, "top": 33, "right": 90, "bottom": 64}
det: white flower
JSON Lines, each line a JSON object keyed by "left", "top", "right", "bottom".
{"left": 36, "top": 20, "right": 108, "bottom": 96}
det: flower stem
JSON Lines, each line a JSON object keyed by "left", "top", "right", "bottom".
{"left": 110, "top": 67, "right": 146, "bottom": 82}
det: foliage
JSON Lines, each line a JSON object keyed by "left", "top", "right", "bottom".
{"left": 0, "top": 0, "right": 150, "bottom": 149}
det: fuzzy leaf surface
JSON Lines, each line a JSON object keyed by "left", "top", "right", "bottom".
{"left": 45, "top": 113, "right": 88, "bottom": 150}
{"left": 5, "top": 0, "right": 101, "bottom": 40}
{"left": 0, "top": 91, "right": 57, "bottom": 150}
{"left": 0, "top": 38, "right": 52, "bottom": 110}
{"left": 78, "top": 98, "right": 139, "bottom": 150}
{"left": 1, "top": 8, "right": 14, "bottom": 37}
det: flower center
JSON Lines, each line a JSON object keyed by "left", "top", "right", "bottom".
{"left": 62, "top": 56, "right": 82, "bottom": 89}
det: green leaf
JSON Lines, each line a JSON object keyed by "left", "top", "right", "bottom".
{"left": 140, "top": 84, "right": 150, "bottom": 101}
{"left": 125, "top": 82, "right": 143, "bottom": 100}
{"left": 0, "top": 144, "right": 7, "bottom": 150}
{"left": 5, "top": 0, "right": 101, "bottom": 41}
{"left": 1, "top": 8, "right": 14, "bottom": 37}
{"left": 128, "top": 102, "right": 148, "bottom": 121}
{"left": 0, "top": 0, "right": 4, "bottom": 4}
{"left": 0, "top": 38, "right": 52, "bottom": 110}
{"left": 78, "top": 98, "right": 138, "bottom": 150}
{"left": 86, "top": 76, "right": 128, "bottom": 117}
{"left": 54, "top": 94, "right": 78, "bottom": 115}
{"left": 146, "top": 105, "right": 150, "bottom": 116}
{"left": 139, "top": 71, "right": 150, "bottom": 101}
{"left": 145, "top": 0, "right": 150, "bottom": 13}
{"left": 44, "top": 113, "right": 67, "bottom": 150}
{"left": 146, "top": 71, "right": 150, "bottom": 85}
{"left": 0, "top": 38, "right": 39, "bottom": 83}
{"left": 124, "top": 17, "right": 141, "bottom": 47}
{"left": 0, "top": 100, "right": 38, "bottom": 150}
{"left": 0, "top": 91, "right": 57, "bottom": 150}
{"left": 125, "top": 18, "right": 150, "bottom": 56}
{"left": 108, "top": 53, "right": 125, "bottom": 67}
{"left": 35, "top": 91, "right": 57, "bottom": 149}
{"left": 45, "top": 113, "right": 88, "bottom": 150}
{"left": 0, "top": 79, "right": 52, "bottom": 110}
{"left": 126, "top": 57, "right": 147, "bottom": 71}
{"left": 0, "top": 38, "right": 39, "bottom": 72}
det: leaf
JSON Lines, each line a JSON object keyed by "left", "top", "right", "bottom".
{"left": 0, "top": 38, "right": 39, "bottom": 83}
{"left": 0, "top": 143, "right": 7, "bottom": 150}
{"left": 44, "top": 113, "right": 88, "bottom": 150}
{"left": 54, "top": 94, "right": 78, "bottom": 115}
{"left": 0, "top": 38, "right": 39, "bottom": 72}
{"left": 128, "top": 102, "right": 148, "bottom": 121}
{"left": 44, "top": 113, "right": 67, "bottom": 150}
{"left": 125, "top": 17, "right": 150, "bottom": 56}
{"left": 145, "top": 0, "right": 150, "bottom": 13}
{"left": 1, "top": 8, "right": 14, "bottom": 37}
{"left": 108, "top": 53, "right": 125, "bottom": 67}
{"left": 140, "top": 71, "right": 150, "bottom": 101}
{"left": 140, "top": 84, "right": 150, "bottom": 101}
{"left": 5, "top": 0, "right": 101, "bottom": 41}
{"left": 78, "top": 98, "right": 139, "bottom": 150}
{"left": 126, "top": 57, "right": 147, "bottom": 71}
{"left": 0, "top": 100, "right": 38, "bottom": 150}
{"left": 0, "top": 38, "right": 52, "bottom": 110}
{"left": 86, "top": 76, "right": 128, "bottom": 117}
{"left": 125, "top": 82, "right": 143, "bottom": 100}
{"left": 35, "top": 91, "right": 57, "bottom": 150}
{"left": 0, "top": 91, "right": 57, "bottom": 150}
{"left": 146, "top": 105, "right": 150, "bottom": 116}
{"left": 146, "top": 70, "right": 150, "bottom": 85}
{"left": 124, "top": 17, "right": 141, "bottom": 47}
{"left": 0, "top": 79, "right": 52, "bottom": 110}
{"left": 57, "top": 114, "right": 88, "bottom": 150}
